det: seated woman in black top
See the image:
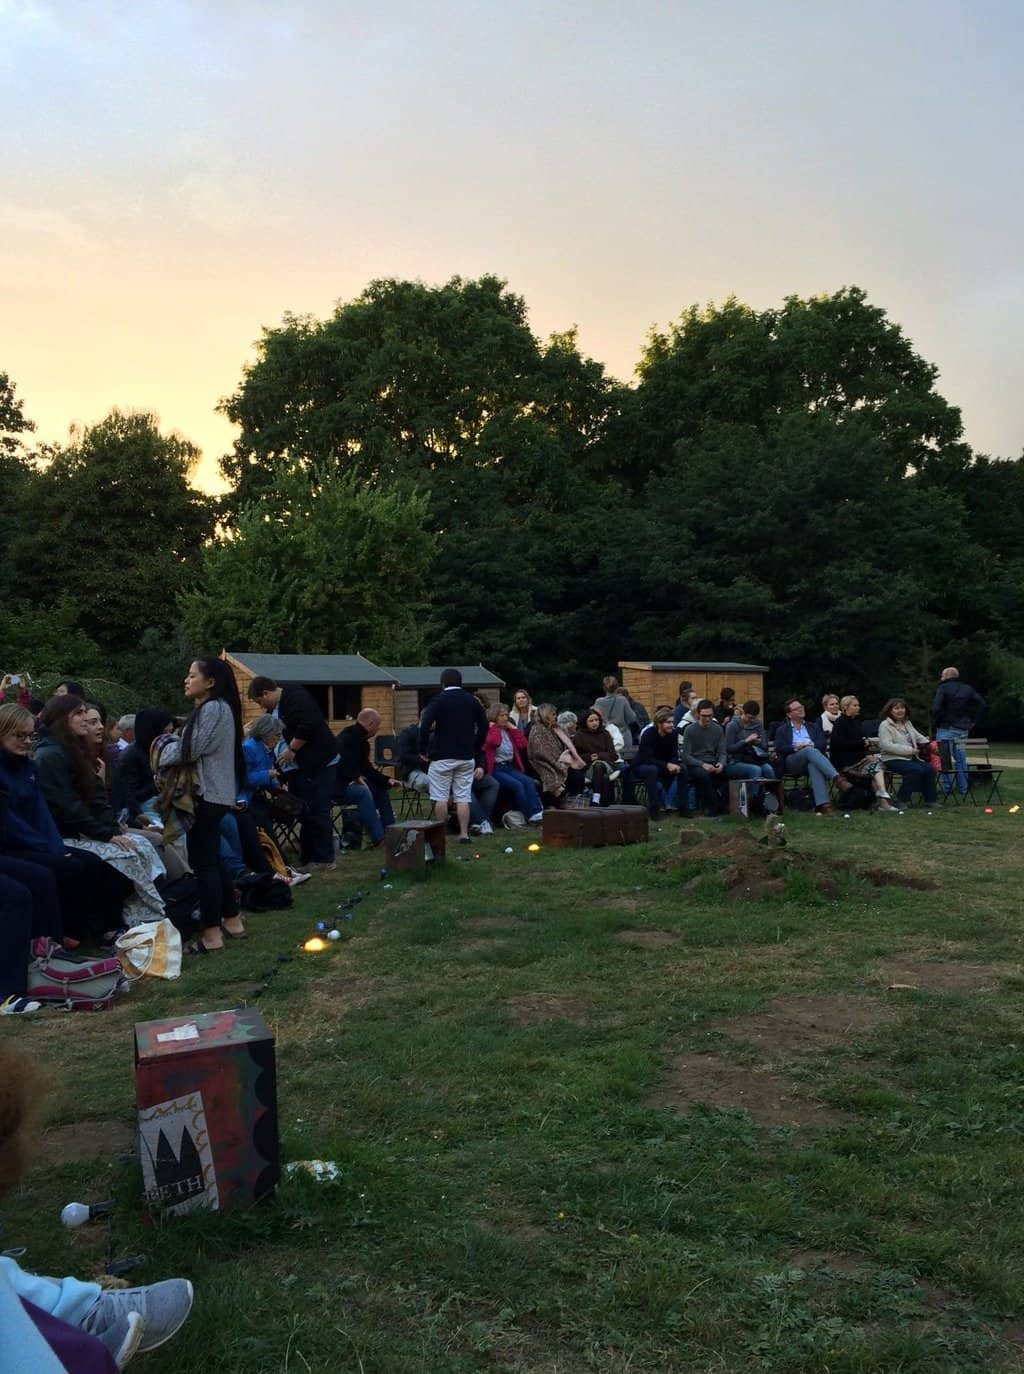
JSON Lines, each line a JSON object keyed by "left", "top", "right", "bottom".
{"left": 828, "top": 695, "right": 898, "bottom": 812}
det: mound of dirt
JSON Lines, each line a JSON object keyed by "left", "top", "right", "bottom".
{"left": 667, "top": 827, "right": 933, "bottom": 902}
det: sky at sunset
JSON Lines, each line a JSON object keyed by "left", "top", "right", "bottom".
{"left": 2, "top": 0, "right": 1022, "bottom": 491}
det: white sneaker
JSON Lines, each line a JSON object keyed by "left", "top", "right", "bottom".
{"left": 478, "top": 820, "right": 493, "bottom": 835}
{"left": 0, "top": 996, "right": 42, "bottom": 1015}
{"left": 469, "top": 823, "right": 481, "bottom": 835}
{"left": 287, "top": 868, "right": 312, "bottom": 886}
{"left": 528, "top": 811, "right": 544, "bottom": 823}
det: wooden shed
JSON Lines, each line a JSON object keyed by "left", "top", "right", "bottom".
{"left": 383, "top": 665, "right": 506, "bottom": 732}
{"left": 223, "top": 651, "right": 396, "bottom": 733}
{"left": 618, "top": 660, "right": 769, "bottom": 717}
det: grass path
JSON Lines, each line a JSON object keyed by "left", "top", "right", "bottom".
{"left": 4, "top": 790, "right": 1024, "bottom": 1372}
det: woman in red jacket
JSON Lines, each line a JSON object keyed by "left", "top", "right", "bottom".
{"left": 482, "top": 704, "right": 543, "bottom": 822}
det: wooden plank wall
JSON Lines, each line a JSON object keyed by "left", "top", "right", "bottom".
{"left": 621, "top": 666, "right": 766, "bottom": 717}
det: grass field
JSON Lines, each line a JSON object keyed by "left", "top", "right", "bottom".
{"left": 3, "top": 783, "right": 1024, "bottom": 1373}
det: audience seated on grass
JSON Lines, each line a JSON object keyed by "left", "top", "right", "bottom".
{"left": 572, "top": 706, "right": 621, "bottom": 807}
{"left": 335, "top": 709, "right": 401, "bottom": 848}
{"left": 509, "top": 688, "right": 538, "bottom": 736}
{"left": 724, "top": 700, "right": 777, "bottom": 795}
{"left": 528, "top": 703, "right": 583, "bottom": 809}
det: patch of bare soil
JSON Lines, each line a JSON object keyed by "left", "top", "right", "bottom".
{"left": 602, "top": 896, "right": 642, "bottom": 912}
{"left": 862, "top": 868, "right": 938, "bottom": 891}
{"left": 614, "top": 929, "right": 679, "bottom": 948}
{"left": 459, "top": 938, "right": 506, "bottom": 954}
{"left": 871, "top": 958, "right": 1012, "bottom": 993}
{"left": 37, "top": 1119, "right": 136, "bottom": 1165}
{"left": 288, "top": 971, "right": 391, "bottom": 1044}
{"left": 718, "top": 994, "right": 889, "bottom": 1054}
{"left": 648, "top": 1053, "right": 844, "bottom": 1126}
{"left": 463, "top": 915, "right": 518, "bottom": 931}
{"left": 504, "top": 994, "right": 590, "bottom": 1026}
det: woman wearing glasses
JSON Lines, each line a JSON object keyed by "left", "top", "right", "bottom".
{"left": 0, "top": 702, "right": 134, "bottom": 940}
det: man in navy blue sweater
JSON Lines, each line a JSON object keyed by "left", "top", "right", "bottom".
{"left": 417, "top": 670, "right": 488, "bottom": 843}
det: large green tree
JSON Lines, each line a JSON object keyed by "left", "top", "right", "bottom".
{"left": 180, "top": 466, "right": 437, "bottom": 661}
{"left": 219, "top": 276, "right": 623, "bottom": 504}
{"left": 13, "top": 410, "right": 213, "bottom": 653}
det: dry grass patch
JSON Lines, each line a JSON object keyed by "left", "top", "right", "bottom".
{"left": 870, "top": 957, "right": 1015, "bottom": 993}
{"left": 613, "top": 929, "right": 679, "bottom": 948}
{"left": 462, "top": 915, "right": 520, "bottom": 931}
{"left": 35, "top": 1118, "right": 136, "bottom": 1166}
{"left": 716, "top": 994, "right": 890, "bottom": 1055}
{"left": 503, "top": 994, "right": 590, "bottom": 1026}
{"left": 649, "top": 1053, "right": 844, "bottom": 1127}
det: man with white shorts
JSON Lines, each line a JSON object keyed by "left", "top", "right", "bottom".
{"left": 417, "top": 669, "right": 489, "bottom": 844}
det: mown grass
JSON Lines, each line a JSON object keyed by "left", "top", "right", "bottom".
{"left": 4, "top": 787, "right": 1024, "bottom": 1372}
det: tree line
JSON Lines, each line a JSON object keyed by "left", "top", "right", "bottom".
{"left": 3, "top": 277, "right": 1023, "bottom": 731}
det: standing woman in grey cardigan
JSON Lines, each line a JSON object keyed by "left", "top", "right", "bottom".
{"left": 165, "top": 657, "right": 248, "bottom": 952}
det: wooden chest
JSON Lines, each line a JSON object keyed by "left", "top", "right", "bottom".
{"left": 542, "top": 805, "right": 649, "bottom": 848}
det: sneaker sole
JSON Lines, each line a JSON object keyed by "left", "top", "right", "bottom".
{"left": 116, "top": 1310, "right": 147, "bottom": 1367}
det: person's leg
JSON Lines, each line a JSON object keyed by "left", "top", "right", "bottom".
{"left": 344, "top": 783, "right": 384, "bottom": 844}
{"left": 952, "top": 730, "right": 969, "bottom": 793}
{"left": 234, "top": 809, "right": 272, "bottom": 875}
{"left": 450, "top": 760, "right": 475, "bottom": 839}
{"left": 630, "top": 763, "right": 663, "bottom": 816}
{"left": 470, "top": 773, "right": 499, "bottom": 827}
{"left": 685, "top": 765, "right": 715, "bottom": 813}
{"left": 218, "top": 814, "right": 246, "bottom": 877}
{"left": 0, "top": 872, "right": 33, "bottom": 1000}
{"left": 0, "top": 854, "right": 62, "bottom": 942}
{"left": 369, "top": 782, "right": 395, "bottom": 831}
{"left": 292, "top": 765, "right": 336, "bottom": 864}
{"left": 186, "top": 800, "right": 235, "bottom": 940}
{"left": 786, "top": 751, "right": 831, "bottom": 807}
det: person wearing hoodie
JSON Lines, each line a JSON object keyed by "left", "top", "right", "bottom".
{"left": 592, "top": 676, "right": 636, "bottom": 742}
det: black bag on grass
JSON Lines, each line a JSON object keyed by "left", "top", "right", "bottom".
{"left": 155, "top": 873, "right": 201, "bottom": 934}
{"left": 237, "top": 871, "right": 292, "bottom": 911}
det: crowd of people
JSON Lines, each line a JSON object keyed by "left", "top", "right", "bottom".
{"left": 0, "top": 661, "right": 986, "bottom": 1015}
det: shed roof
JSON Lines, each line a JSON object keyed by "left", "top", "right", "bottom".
{"left": 225, "top": 651, "right": 396, "bottom": 685}
{"left": 383, "top": 665, "right": 505, "bottom": 690}
{"left": 619, "top": 660, "right": 770, "bottom": 673}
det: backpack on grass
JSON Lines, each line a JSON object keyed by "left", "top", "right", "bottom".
{"left": 26, "top": 950, "right": 127, "bottom": 1011}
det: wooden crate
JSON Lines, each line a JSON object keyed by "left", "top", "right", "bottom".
{"left": 543, "top": 805, "right": 648, "bottom": 848}
{"left": 384, "top": 819, "right": 447, "bottom": 875}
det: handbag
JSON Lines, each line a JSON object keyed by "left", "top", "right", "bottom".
{"left": 267, "top": 788, "right": 305, "bottom": 820}
{"left": 843, "top": 755, "right": 879, "bottom": 780}
{"left": 116, "top": 919, "right": 182, "bottom": 981}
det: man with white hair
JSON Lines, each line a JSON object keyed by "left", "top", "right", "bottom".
{"left": 932, "top": 666, "right": 985, "bottom": 796}
{"left": 116, "top": 714, "right": 135, "bottom": 750}
{"left": 335, "top": 709, "right": 402, "bottom": 847}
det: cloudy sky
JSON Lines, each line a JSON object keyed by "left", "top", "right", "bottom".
{"left": 2, "top": 0, "right": 1021, "bottom": 489}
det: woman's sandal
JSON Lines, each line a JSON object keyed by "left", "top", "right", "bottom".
{"left": 185, "top": 938, "right": 223, "bottom": 955}
{"left": 222, "top": 923, "right": 248, "bottom": 941}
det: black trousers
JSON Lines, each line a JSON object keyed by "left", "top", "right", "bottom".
{"left": 0, "top": 872, "right": 33, "bottom": 999}
{"left": 0, "top": 846, "right": 131, "bottom": 939}
{"left": 187, "top": 800, "right": 240, "bottom": 929}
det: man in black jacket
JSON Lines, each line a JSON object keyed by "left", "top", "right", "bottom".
{"left": 932, "top": 667, "right": 985, "bottom": 796}
{"left": 335, "top": 710, "right": 400, "bottom": 846}
{"left": 248, "top": 676, "right": 339, "bottom": 866}
{"left": 629, "top": 707, "right": 683, "bottom": 817}
{"left": 417, "top": 670, "right": 488, "bottom": 842}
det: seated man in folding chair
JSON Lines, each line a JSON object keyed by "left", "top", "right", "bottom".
{"left": 335, "top": 710, "right": 403, "bottom": 848}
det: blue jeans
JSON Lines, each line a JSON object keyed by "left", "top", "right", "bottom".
{"left": 471, "top": 773, "right": 499, "bottom": 824}
{"left": 492, "top": 765, "right": 542, "bottom": 816}
{"left": 784, "top": 747, "right": 838, "bottom": 806}
{"left": 289, "top": 763, "right": 338, "bottom": 863}
{"left": 339, "top": 781, "right": 394, "bottom": 845}
{"left": 725, "top": 760, "right": 775, "bottom": 797}
{"left": 936, "top": 727, "right": 968, "bottom": 794}
{"left": 886, "top": 757, "right": 938, "bottom": 805}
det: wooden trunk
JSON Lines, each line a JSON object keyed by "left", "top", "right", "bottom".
{"left": 543, "top": 805, "right": 648, "bottom": 848}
